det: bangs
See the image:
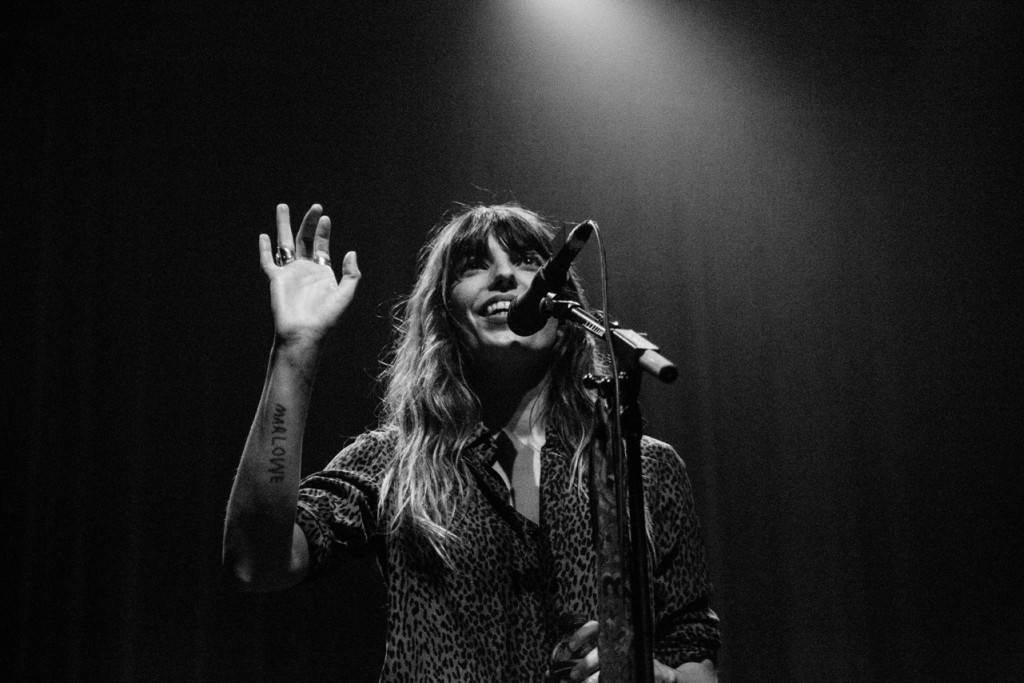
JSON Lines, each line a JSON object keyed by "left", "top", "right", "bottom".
{"left": 443, "top": 207, "right": 553, "bottom": 279}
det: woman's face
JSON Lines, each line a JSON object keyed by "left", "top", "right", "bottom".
{"left": 449, "top": 235, "right": 560, "bottom": 368}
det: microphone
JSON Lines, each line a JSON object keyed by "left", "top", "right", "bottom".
{"left": 507, "top": 220, "right": 595, "bottom": 336}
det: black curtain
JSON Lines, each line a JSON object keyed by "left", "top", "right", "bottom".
{"left": 11, "top": 2, "right": 1022, "bottom": 681}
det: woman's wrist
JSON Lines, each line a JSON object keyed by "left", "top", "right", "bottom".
{"left": 271, "top": 335, "right": 325, "bottom": 375}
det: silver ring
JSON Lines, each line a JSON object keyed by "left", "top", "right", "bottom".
{"left": 274, "top": 246, "right": 296, "bottom": 267}
{"left": 313, "top": 254, "right": 332, "bottom": 267}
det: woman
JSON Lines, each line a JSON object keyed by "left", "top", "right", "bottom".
{"left": 223, "top": 203, "right": 720, "bottom": 682}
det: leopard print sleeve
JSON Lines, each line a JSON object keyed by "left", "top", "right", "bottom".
{"left": 295, "top": 427, "right": 397, "bottom": 578}
{"left": 643, "top": 436, "right": 722, "bottom": 667}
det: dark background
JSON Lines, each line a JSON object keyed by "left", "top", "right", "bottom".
{"left": 9, "top": 1, "right": 1022, "bottom": 681}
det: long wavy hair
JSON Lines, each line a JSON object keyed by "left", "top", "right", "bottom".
{"left": 377, "top": 204, "right": 601, "bottom": 564}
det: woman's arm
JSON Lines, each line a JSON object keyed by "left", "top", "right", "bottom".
{"left": 222, "top": 339, "right": 321, "bottom": 591}
{"left": 222, "top": 204, "right": 360, "bottom": 592}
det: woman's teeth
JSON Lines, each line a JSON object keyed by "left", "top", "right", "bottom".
{"left": 484, "top": 301, "right": 511, "bottom": 316}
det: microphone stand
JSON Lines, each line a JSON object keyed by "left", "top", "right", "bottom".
{"left": 547, "top": 296, "right": 677, "bottom": 683}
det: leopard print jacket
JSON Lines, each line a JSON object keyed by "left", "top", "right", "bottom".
{"left": 296, "top": 424, "right": 720, "bottom": 681}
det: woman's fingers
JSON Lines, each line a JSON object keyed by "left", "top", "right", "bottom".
{"left": 295, "top": 204, "right": 323, "bottom": 258}
{"left": 276, "top": 204, "right": 297, "bottom": 252}
{"left": 312, "top": 214, "right": 331, "bottom": 263}
{"left": 340, "top": 251, "right": 360, "bottom": 280}
{"left": 258, "top": 234, "right": 276, "bottom": 274}
{"left": 567, "top": 621, "right": 599, "bottom": 654}
{"left": 564, "top": 621, "right": 599, "bottom": 682}
{"left": 272, "top": 204, "right": 335, "bottom": 268}
{"left": 571, "top": 647, "right": 600, "bottom": 682}
{"left": 331, "top": 251, "right": 361, "bottom": 311}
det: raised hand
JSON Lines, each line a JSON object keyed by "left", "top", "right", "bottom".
{"left": 258, "top": 203, "right": 360, "bottom": 348}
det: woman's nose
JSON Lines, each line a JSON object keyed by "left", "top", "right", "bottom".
{"left": 488, "top": 257, "right": 517, "bottom": 290}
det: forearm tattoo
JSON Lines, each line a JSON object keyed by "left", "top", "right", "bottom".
{"left": 268, "top": 402, "right": 287, "bottom": 483}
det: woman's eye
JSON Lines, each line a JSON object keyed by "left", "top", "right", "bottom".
{"left": 518, "top": 253, "right": 543, "bottom": 268}
{"left": 460, "top": 256, "right": 486, "bottom": 273}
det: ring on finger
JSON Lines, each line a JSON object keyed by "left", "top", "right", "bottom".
{"left": 313, "top": 254, "right": 332, "bottom": 267}
{"left": 274, "top": 246, "right": 296, "bottom": 267}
